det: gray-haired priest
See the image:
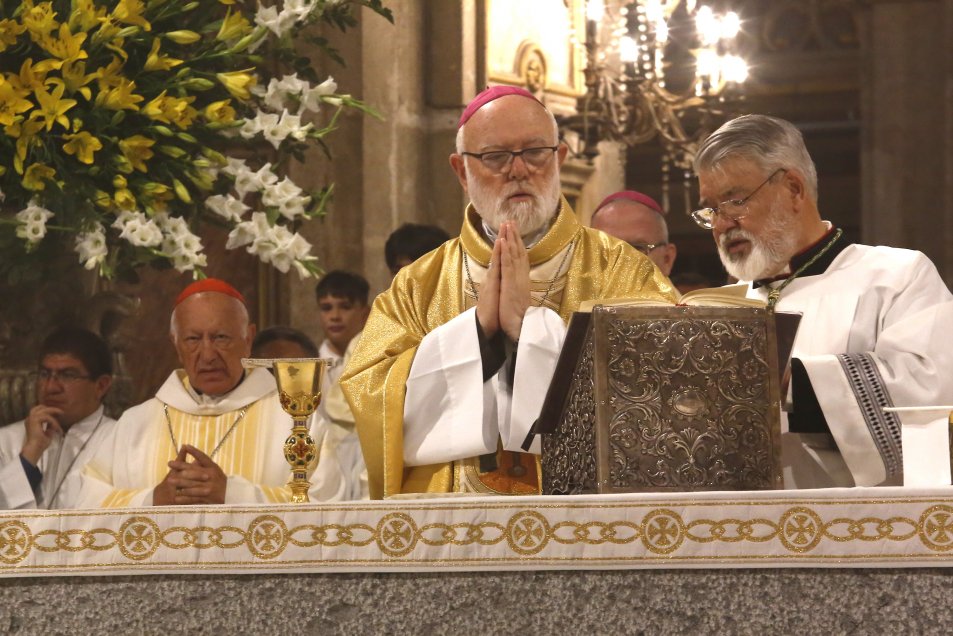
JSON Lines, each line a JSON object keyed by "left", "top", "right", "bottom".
{"left": 692, "top": 113, "right": 953, "bottom": 488}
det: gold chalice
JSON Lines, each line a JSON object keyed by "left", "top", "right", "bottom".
{"left": 243, "top": 357, "right": 330, "bottom": 503}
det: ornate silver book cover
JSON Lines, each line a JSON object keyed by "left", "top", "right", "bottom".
{"left": 542, "top": 305, "right": 783, "bottom": 494}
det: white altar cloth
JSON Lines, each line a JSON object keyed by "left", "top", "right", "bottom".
{"left": 4, "top": 487, "right": 953, "bottom": 577}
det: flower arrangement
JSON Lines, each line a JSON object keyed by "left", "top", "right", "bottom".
{"left": 0, "top": 0, "right": 391, "bottom": 283}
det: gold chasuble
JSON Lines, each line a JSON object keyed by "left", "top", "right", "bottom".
{"left": 340, "top": 198, "right": 676, "bottom": 499}
{"left": 77, "top": 368, "right": 346, "bottom": 507}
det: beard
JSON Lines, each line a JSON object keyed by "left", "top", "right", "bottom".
{"left": 467, "top": 171, "right": 561, "bottom": 237}
{"left": 716, "top": 200, "right": 799, "bottom": 281}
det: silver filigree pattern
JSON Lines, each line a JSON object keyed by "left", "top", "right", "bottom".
{"left": 542, "top": 329, "right": 597, "bottom": 494}
{"left": 544, "top": 306, "right": 782, "bottom": 494}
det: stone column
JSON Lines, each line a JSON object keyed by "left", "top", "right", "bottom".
{"left": 860, "top": 0, "right": 953, "bottom": 283}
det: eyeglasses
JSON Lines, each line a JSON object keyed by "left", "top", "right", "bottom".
{"left": 460, "top": 145, "right": 559, "bottom": 174}
{"left": 629, "top": 242, "right": 667, "bottom": 255}
{"left": 33, "top": 368, "right": 92, "bottom": 384}
{"left": 690, "top": 168, "right": 787, "bottom": 229}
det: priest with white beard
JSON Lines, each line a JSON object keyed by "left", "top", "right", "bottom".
{"left": 76, "top": 279, "right": 346, "bottom": 507}
{"left": 341, "top": 86, "right": 676, "bottom": 499}
{"left": 692, "top": 113, "right": 953, "bottom": 488}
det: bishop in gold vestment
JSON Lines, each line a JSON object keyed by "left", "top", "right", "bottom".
{"left": 341, "top": 86, "right": 674, "bottom": 500}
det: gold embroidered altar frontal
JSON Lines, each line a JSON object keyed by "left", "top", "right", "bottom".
{"left": 5, "top": 487, "right": 953, "bottom": 576}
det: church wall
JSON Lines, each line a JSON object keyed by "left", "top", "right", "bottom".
{"left": 860, "top": 0, "right": 953, "bottom": 284}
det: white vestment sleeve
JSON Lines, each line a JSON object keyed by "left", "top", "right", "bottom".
{"left": 504, "top": 306, "right": 567, "bottom": 454}
{"left": 801, "top": 355, "right": 887, "bottom": 486}
{"left": 0, "top": 458, "right": 37, "bottom": 510}
{"left": 404, "top": 308, "right": 493, "bottom": 465}
{"left": 800, "top": 258, "right": 953, "bottom": 487}
{"left": 403, "top": 306, "right": 567, "bottom": 465}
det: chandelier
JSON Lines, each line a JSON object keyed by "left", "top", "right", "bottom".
{"left": 560, "top": 0, "right": 748, "bottom": 177}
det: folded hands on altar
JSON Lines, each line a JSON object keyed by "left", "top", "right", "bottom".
{"left": 477, "top": 221, "right": 531, "bottom": 343}
{"left": 153, "top": 445, "right": 227, "bottom": 506}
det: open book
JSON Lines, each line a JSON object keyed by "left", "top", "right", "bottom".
{"left": 578, "top": 283, "right": 764, "bottom": 311}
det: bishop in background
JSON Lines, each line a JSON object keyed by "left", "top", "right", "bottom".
{"left": 341, "top": 86, "right": 675, "bottom": 499}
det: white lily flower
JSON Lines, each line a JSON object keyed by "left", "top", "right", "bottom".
{"left": 222, "top": 157, "right": 249, "bottom": 177}
{"left": 15, "top": 201, "right": 54, "bottom": 243}
{"left": 205, "top": 194, "right": 249, "bottom": 222}
{"left": 301, "top": 76, "right": 337, "bottom": 112}
{"left": 226, "top": 212, "right": 272, "bottom": 250}
{"left": 254, "top": 4, "right": 297, "bottom": 37}
{"left": 116, "top": 212, "right": 163, "bottom": 247}
{"left": 74, "top": 225, "right": 108, "bottom": 270}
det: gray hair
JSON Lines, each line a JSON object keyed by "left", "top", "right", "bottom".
{"left": 454, "top": 104, "right": 560, "bottom": 154}
{"left": 693, "top": 114, "right": 818, "bottom": 203}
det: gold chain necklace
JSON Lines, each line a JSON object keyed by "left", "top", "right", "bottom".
{"left": 766, "top": 228, "right": 843, "bottom": 309}
{"left": 163, "top": 404, "right": 248, "bottom": 459}
{"left": 462, "top": 238, "right": 574, "bottom": 308}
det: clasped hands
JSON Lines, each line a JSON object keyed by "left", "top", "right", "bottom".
{"left": 153, "top": 445, "right": 227, "bottom": 505}
{"left": 476, "top": 221, "right": 531, "bottom": 343}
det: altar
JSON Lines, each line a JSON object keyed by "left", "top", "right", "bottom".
{"left": 3, "top": 488, "right": 953, "bottom": 631}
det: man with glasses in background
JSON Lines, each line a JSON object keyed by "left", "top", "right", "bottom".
{"left": 0, "top": 328, "right": 115, "bottom": 509}
{"left": 342, "top": 86, "right": 675, "bottom": 499}
{"left": 590, "top": 190, "right": 677, "bottom": 278}
{"left": 76, "top": 278, "right": 346, "bottom": 507}
{"left": 692, "top": 113, "right": 953, "bottom": 489}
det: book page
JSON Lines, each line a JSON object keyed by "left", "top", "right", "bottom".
{"left": 578, "top": 283, "right": 765, "bottom": 311}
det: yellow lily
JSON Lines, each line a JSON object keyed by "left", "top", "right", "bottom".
{"left": 112, "top": 0, "right": 151, "bottom": 31}
{"left": 119, "top": 134, "right": 155, "bottom": 172}
{"left": 59, "top": 61, "right": 97, "bottom": 100}
{"left": 22, "top": 1, "right": 57, "bottom": 37}
{"left": 96, "top": 56, "right": 125, "bottom": 90}
{"left": 216, "top": 69, "right": 256, "bottom": 100}
{"left": 143, "top": 92, "right": 197, "bottom": 128}
{"left": 29, "top": 82, "right": 77, "bottom": 131}
{"left": 63, "top": 130, "right": 103, "bottom": 164}
{"left": 0, "top": 18, "right": 27, "bottom": 53}
{"left": 69, "top": 0, "right": 107, "bottom": 33}
{"left": 8, "top": 119, "right": 44, "bottom": 174}
{"left": 22, "top": 163, "right": 56, "bottom": 191}
{"left": 96, "top": 78, "right": 143, "bottom": 111}
{"left": 204, "top": 99, "right": 236, "bottom": 124}
{"left": 216, "top": 10, "right": 251, "bottom": 41}
{"left": 15, "top": 58, "right": 55, "bottom": 93}
{"left": 37, "top": 23, "right": 88, "bottom": 64}
{"left": 144, "top": 38, "right": 182, "bottom": 72}
{"left": 0, "top": 80, "right": 34, "bottom": 127}
{"left": 114, "top": 186, "right": 137, "bottom": 210}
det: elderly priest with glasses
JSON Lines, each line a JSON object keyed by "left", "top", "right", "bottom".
{"left": 0, "top": 328, "right": 116, "bottom": 509}
{"left": 341, "top": 86, "right": 676, "bottom": 499}
{"left": 691, "top": 113, "right": 953, "bottom": 489}
{"left": 76, "top": 279, "right": 346, "bottom": 507}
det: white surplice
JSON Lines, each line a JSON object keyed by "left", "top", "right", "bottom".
{"left": 0, "top": 406, "right": 115, "bottom": 509}
{"left": 76, "top": 368, "right": 346, "bottom": 508}
{"left": 746, "top": 243, "right": 953, "bottom": 488}
{"left": 403, "top": 306, "right": 567, "bottom": 465}
{"left": 319, "top": 335, "right": 368, "bottom": 500}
